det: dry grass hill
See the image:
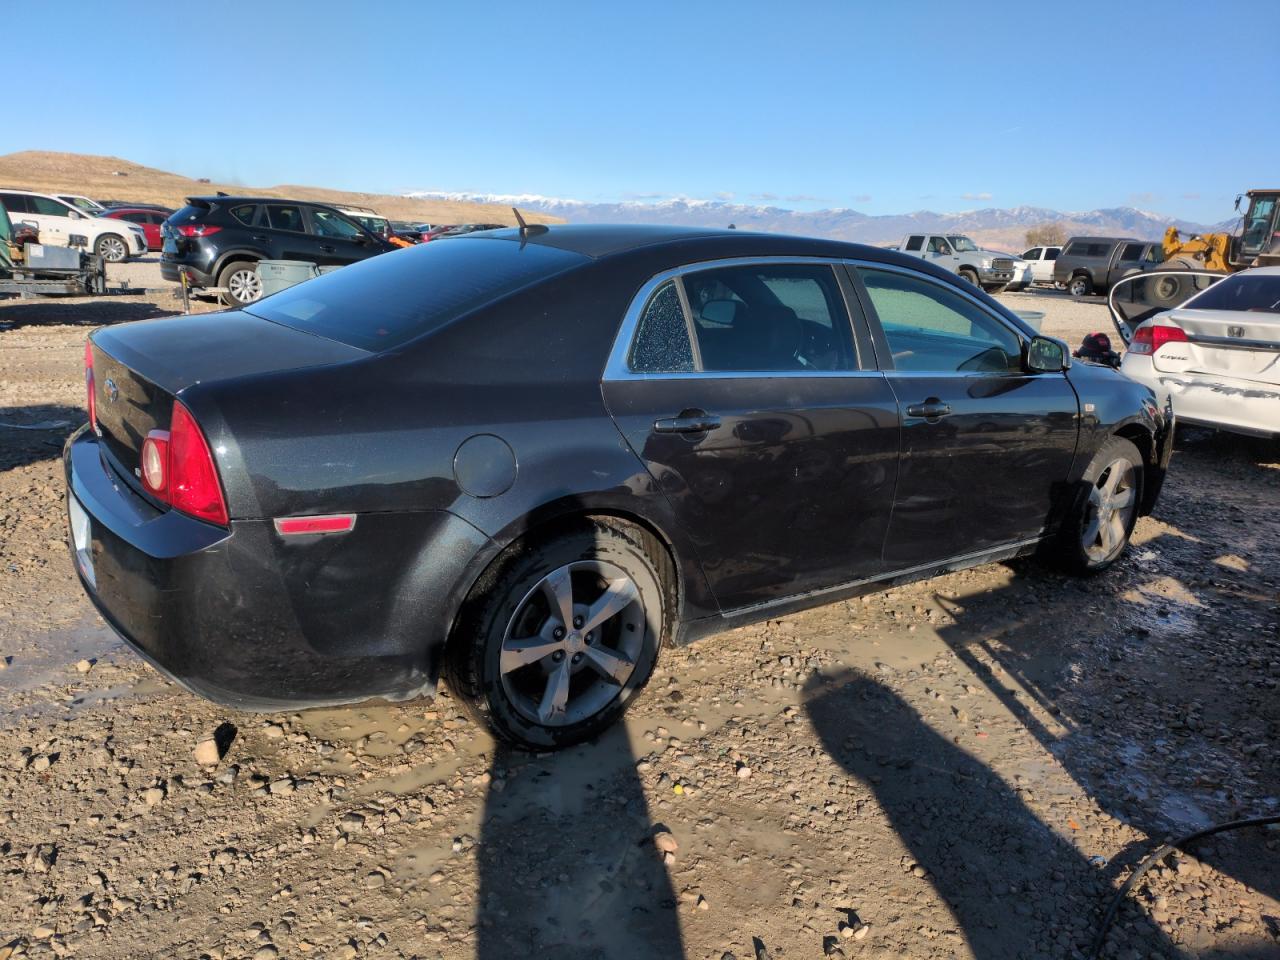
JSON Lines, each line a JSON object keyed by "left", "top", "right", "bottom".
{"left": 0, "top": 151, "right": 561, "bottom": 226}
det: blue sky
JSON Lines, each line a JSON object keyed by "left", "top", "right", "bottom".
{"left": 6, "top": 1, "right": 1275, "bottom": 222}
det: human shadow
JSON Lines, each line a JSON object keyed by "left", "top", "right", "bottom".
{"left": 805, "top": 669, "right": 1179, "bottom": 958}
{"left": 0, "top": 298, "right": 176, "bottom": 329}
{"left": 475, "top": 724, "right": 685, "bottom": 958}
{"left": 0, "top": 403, "right": 83, "bottom": 472}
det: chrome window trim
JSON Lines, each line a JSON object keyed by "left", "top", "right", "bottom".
{"left": 842, "top": 257, "right": 1035, "bottom": 345}
{"left": 603, "top": 256, "right": 868, "bottom": 382}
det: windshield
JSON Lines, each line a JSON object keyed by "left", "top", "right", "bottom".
{"left": 947, "top": 236, "right": 979, "bottom": 252}
{"left": 1185, "top": 272, "right": 1280, "bottom": 314}
{"left": 354, "top": 215, "right": 391, "bottom": 235}
{"left": 65, "top": 196, "right": 102, "bottom": 213}
{"left": 243, "top": 237, "right": 588, "bottom": 351}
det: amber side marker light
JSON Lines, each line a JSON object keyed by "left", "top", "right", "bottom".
{"left": 273, "top": 515, "right": 357, "bottom": 536}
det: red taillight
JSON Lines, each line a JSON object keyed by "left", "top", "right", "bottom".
{"left": 84, "top": 340, "right": 98, "bottom": 434}
{"left": 167, "top": 401, "right": 228, "bottom": 525}
{"left": 140, "top": 430, "right": 170, "bottom": 496}
{"left": 175, "top": 224, "right": 222, "bottom": 238}
{"left": 1129, "top": 323, "right": 1188, "bottom": 355}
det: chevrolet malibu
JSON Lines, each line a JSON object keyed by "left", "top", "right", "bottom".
{"left": 66, "top": 225, "right": 1171, "bottom": 749}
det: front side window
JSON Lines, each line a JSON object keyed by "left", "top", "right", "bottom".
{"left": 1241, "top": 198, "right": 1276, "bottom": 255}
{"left": 31, "top": 196, "right": 73, "bottom": 217}
{"left": 859, "top": 268, "right": 1023, "bottom": 374}
{"left": 121, "top": 211, "right": 148, "bottom": 224}
{"left": 266, "top": 204, "right": 304, "bottom": 233}
{"left": 1022, "top": 248, "right": 1041, "bottom": 261}
{"left": 1119, "top": 242, "right": 1144, "bottom": 262}
{"left": 629, "top": 281, "right": 695, "bottom": 373}
{"left": 927, "top": 236, "right": 953, "bottom": 255}
{"left": 312, "top": 209, "right": 363, "bottom": 239}
{"left": 947, "top": 236, "right": 980, "bottom": 252}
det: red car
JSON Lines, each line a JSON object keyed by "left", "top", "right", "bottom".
{"left": 100, "top": 207, "right": 174, "bottom": 252}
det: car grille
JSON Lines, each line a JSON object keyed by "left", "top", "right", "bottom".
{"left": 992, "top": 258, "right": 1013, "bottom": 270}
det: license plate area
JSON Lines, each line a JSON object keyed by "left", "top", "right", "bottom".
{"left": 69, "top": 494, "right": 96, "bottom": 588}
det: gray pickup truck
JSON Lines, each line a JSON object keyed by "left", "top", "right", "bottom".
{"left": 896, "top": 233, "right": 1015, "bottom": 292}
{"left": 1052, "top": 236, "right": 1165, "bottom": 298}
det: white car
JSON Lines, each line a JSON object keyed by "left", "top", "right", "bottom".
{"left": 56, "top": 194, "right": 106, "bottom": 215}
{"left": 0, "top": 189, "right": 146, "bottom": 262}
{"left": 1020, "top": 245, "right": 1063, "bottom": 286}
{"left": 1115, "top": 268, "right": 1280, "bottom": 438}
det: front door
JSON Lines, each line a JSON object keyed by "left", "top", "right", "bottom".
{"left": 851, "top": 264, "right": 1080, "bottom": 568}
{"left": 602, "top": 260, "right": 900, "bottom": 612}
{"left": 308, "top": 208, "right": 375, "bottom": 266}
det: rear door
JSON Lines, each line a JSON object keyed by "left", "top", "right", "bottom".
{"left": 263, "top": 203, "right": 319, "bottom": 262}
{"left": 1112, "top": 242, "right": 1147, "bottom": 286}
{"left": 602, "top": 258, "right": 900, "bottom": 612}
{"left": 850, "top": 263, "right": 1079, "bottom": 568}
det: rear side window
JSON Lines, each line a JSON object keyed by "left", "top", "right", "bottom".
{"left": 229, "top": 204, "right": 258, "bottom": 226}
{"left": 681, "top": 263, "right": 856, "bottom": 372}
{"left": 243, "top": 238, "right": 588, "bottom": 351}
{"left": 0, "top": 193, "right": 31, "bottom": 214}
{"left": 1045, "top": 247, "right": 1060, "bottom": 260}
{"left": 267, "top": 204, "right": 304, "bottom": 233}
{"left": 905, "top": 235, "right": 924, "bottom": 251}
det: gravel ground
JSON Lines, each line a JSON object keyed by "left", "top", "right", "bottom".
{"left": 0, "top": 284, "right": 1277, "bottom": 960}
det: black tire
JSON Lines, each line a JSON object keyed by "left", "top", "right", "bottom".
{"left": 1068, "top": 274, "right": 1093, "bottom": 298}
{"left": 958, "top": 268, "right": 980, "bottom": 287}
{"left": 218, "top": 260, "right": 262, "bottom": 306}
{"left": 95, "top": 233, "right": 129, "bottom": 263}
{"left": 984, "top": 283, "right": 1008, "bottom": 294}
{"left": 1054, "top": 436, "right": 1143, "bottom": 575}
{"left": 443, "top": 518, "right": 674, "bottom": 750}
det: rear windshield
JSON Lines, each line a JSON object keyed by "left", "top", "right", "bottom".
{"left": 169, "top": 203, "right": 211, "bottom": 226}
{"left": 243, "top": 237, "right": 589, "bottom": 350}
{"left": 1186, "top": 272, "right": 1280, "bottom": 313}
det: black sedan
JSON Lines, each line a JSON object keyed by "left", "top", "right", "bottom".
{"left": 65, "top": 225, "right": 1171, "bottom": 749}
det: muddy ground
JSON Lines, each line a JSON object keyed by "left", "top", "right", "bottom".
{"left": 1, "top": 274, "right": 1277, "bottom": 960}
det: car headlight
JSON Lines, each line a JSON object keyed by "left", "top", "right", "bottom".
{"left": 980, "top": 257, "right": 992, "bottom": 268}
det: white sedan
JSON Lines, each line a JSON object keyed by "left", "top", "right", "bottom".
{"left": 1114, "top": 268, "right": 1280, "bottom": 438}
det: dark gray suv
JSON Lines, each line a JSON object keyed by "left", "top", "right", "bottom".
{"left": 1053, "top": 236, "right": 1165, "bottom": 298}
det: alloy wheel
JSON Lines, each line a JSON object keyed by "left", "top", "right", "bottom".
{"left": 1082, "top": 459, "right": 1137, "bottom": 562}
{"left": 499, "top": 560, "right": 646, "bottom": 727}
{"left": 99, "top": 236, "right": 127, "bottom": 262}
{"left": 228, "top": 269, "right": 263, "bottom": 303}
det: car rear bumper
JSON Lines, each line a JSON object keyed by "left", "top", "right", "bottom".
{"left": 160, "top": 260, "right": 215, "bottom": 287}
{"left": 64, "top": 425, "right": 491, "bottom": 710}
{"left": 1122, "top": 356, "right": 1280, "bottom": 438}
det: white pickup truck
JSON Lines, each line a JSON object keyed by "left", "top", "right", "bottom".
{"left": 896, "top": 233, "right": 1016, "bottom": 293}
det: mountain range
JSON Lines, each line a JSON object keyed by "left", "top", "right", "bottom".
{"left": 405, "top": 190, "right": 1235, "bottom": 252}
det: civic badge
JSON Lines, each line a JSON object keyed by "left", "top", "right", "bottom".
{"left": 1228, "top": 325, "right": 1245, "bottom": 338}
{"left": 105, "top": 377, "right": 119, "bottom": 403}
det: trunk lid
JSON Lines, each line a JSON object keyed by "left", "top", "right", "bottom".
{"left": 1153, "top": 307, "right": 1280, "bottom": 385}
{"left": 90, "top": 310, "right": 367, "bottom": 489}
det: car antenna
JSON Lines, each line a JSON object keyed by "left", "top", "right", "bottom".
{"left": 512, "top": 206, "right": 548, "bottom": 246}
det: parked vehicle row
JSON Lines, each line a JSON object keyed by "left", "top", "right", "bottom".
{"left": 0, "top": 189, "right": 147, "bottom": 262}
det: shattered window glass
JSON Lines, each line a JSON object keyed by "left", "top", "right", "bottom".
{"left": 629, "top": 281, "right": 695, "bottom": 373}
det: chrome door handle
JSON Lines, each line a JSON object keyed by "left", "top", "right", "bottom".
{"left": 907, "top": 399, "right": 951, "bottom": 420}
{"left": 654, "top": 414, "right": 721, "bottom": 434}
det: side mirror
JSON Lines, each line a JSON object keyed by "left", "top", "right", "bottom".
{"left": 1025, "top": 335, "right": 1070, "bottom": 373}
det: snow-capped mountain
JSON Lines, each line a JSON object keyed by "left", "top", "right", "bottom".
{"left": 405, "top": 190, "right": 1231, "bottom": 251}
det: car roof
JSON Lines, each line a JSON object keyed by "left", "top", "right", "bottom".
{"left": 456, "top": 223, "right": 941, "bottom": 270}
{"left": 1067, "top": 236, "right": 1141, "bottom": 243}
